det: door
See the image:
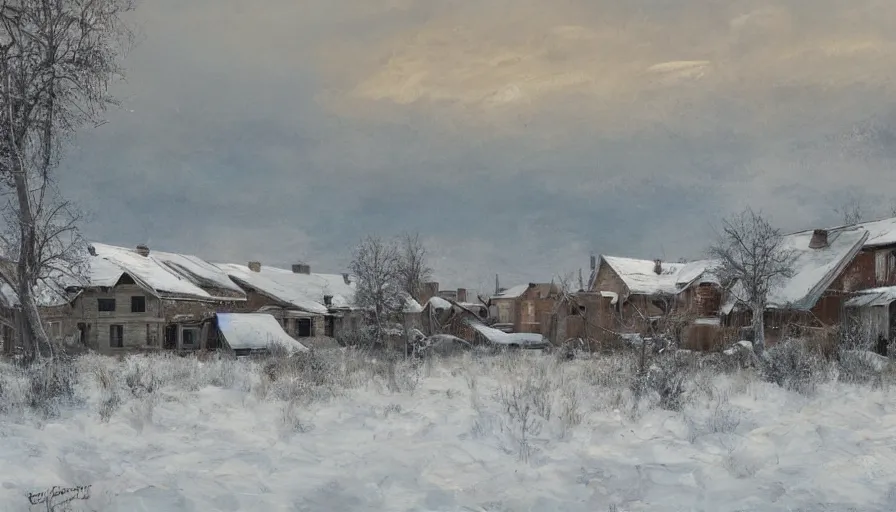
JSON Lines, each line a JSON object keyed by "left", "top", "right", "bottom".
{"left": 163, "top": 324, "right": 177, "bottom": 350}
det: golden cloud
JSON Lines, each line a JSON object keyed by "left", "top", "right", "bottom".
{"left": 314, "top": 1, "right": 896, "bottom": 133}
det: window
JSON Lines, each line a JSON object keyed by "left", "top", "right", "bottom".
{"left": 131, "top": 296, "right": 146, "bottom": 313}
{"left": 297, "top": 318, "right": 312, "bottom": 337}
{"left": 110, "top": 325, "right": 123, "bottom": 348}
{"left": 182, "top": 329, "right": 196, "bottom": 347}
{"left": 97, "top": 298, "right": 116, "bottom": 312}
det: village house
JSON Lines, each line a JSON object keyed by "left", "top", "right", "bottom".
{"left": 40, "top": 243, "right": 248, "bottom": 354}
{"left": 215, "top": 261, "right": 360, "bottom": 344}
{"left": 724, "top": 226, "right": 870, "bottom": 347}
{"left": 488, "top": 283, "right": 560, "bottom": 335}
{"left": 804, "top": 216, "right": 896, "bottom": 352}
{"left": 586, "top": 256, "right": 719, "bottom": 332}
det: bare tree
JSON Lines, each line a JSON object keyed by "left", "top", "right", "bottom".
{"left": 350, "top": 235, "right": 404, "bottom": 346}
{"left": 835, "top": 196, "right": 864, "bottom": 225}
{"left": 0, "top": 0, "right": 134, "bottom": 360}
{"left": 708, "top": 208, "right": 796, "bottom": 354}
{"left": 396, "top": 232, "right": 432, "bottom": 302}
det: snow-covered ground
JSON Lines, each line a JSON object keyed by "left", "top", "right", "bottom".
{"left": 2, "top": 349, "right": 896, "bottom": 511}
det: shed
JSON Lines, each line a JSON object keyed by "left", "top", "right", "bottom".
{"left": 845, "top": 287, "right": 896, "bottom": 353}
{"left": 215, "top": 313, "right": 309, "bottom": 356}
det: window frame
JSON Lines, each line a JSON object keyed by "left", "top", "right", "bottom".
{"left": 131, "top": 296, "right": 146, "bottom": 313}
{"left": 97, "top": 298, "right": 116, "bottom": 312}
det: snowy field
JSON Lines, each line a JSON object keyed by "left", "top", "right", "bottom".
{"left": 2, "top": 348, "right": 896, "bottom": 511}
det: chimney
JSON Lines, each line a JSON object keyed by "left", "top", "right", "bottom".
{"left": 87, "top": 244, "right": 97, "bottom": 257}
{"left": 323, "top": 295, "right": 333, "bottom": 307}
{"left": 342, "top": 273, "right": 351, "bottom": 285}
{"left": 590, "top": 254, "right": 596, "bottom": 271}
{"left": 809, "top": 229, "right": 829, "bottom": 249}
{"left": 292, "top": 263, "right": 311, "bottom": 274}
{"left": 135, "top": 244, "right": 150, "bottom": 257}
{"left": 248, "top": 261, "right": 261, "bottom": 272}
{"left": 456, "top": 288, "right": 467, "bottom": 303}
{"left": 653, "top": 259, "right": 662, "bottom": 275}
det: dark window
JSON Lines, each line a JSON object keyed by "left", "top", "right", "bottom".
{"left": 183, "top": 329, "right": 195, "bottom": 346}
{"left": 325, "top": 317, "right": 334, "bottom": 337}
{"left": 110, "top": 325, "right": 123, "bottom": 348}
{"left": 98, "top": 298, "right": 116, "bottom": 312}
{"left": 297, "top": 318, "right": 312, "bottom": 337}
{"left": 163, "top": 324, "right": 177, "bottom": 350}
{"left": 131, "top": 296, "right": 146, "bottom": 313}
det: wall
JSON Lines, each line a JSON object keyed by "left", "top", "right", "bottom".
{"left": 492, "top": 298, "right": 516, "bottom": 325}
{"left": 517, "top": 286, "right": 557, "bottom": 334}
{"left": 60, "top": 286, "right": 165, "bottom": 352}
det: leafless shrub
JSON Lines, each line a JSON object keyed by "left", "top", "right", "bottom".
{"left": 633, "top": 354, "right": 689, "bottom": 411}
{"left": 760, "top": 340, "right": 829, "bottom": 395}
{"left": 557, "top": 385, "right": 583, "bottom": 438}
{"left": 25, "top": 358, "right": 76, "bottom": 417}
{"left": 496, "top": 381, "right": 546, "bottom": 462}
{"left": 686, "top": 393, "right": 742, "bottom": 443}
{"left": 838, "top": 350, "right": 888, "bottom": 387}
{"left": 280, "top": 400, "right": 313, "bottom": 435}
{"left": 381, "top": 403, "right": 402, "bottom": 418}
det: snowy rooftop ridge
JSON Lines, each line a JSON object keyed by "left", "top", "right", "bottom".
{"left": 767, "top": 226, "right": 869, "bottom": 310}
{"left": 214, "top": 262, "right": 356, "bottom": 315}
{"left": 818, "top": 215, "right": 896, "bottom": 249}
{"left": 845, "top": 286, "right": 896, "bottom": 308}
{"left": 87, "top": 243, "right": 246, "bottom": 301}
{"left": 492, "top": 284, "right": 530, "bottom": 299}
{"left": 597, "top": 256, "right": 717, "bottom": 296}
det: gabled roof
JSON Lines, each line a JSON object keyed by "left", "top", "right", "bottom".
{"left": 215, "top": 263, "right": 355, "bottom": 315}
{"left": 595, "top": 256, "right": 694, "bottom": 295}
{"left": 845, "top": 286, "right": 896, "bottom": 308}
{"left": 88, "top": 243, "right": 245, "bottom": 301}
{"left": 492, "top": 284, "right": 530, "bottom": 299}
{"left": 492, "top": 283, "right": 559, "bottom": 300}
{"left": 826, "top": 216, "right": 896, "bottom": 249}
{"left": 767, "top": 226, "right": 869, "bottom": 310}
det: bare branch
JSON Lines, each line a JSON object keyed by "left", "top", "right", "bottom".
{"left": 707, "top": 208, "right": 795, "bottom": 353}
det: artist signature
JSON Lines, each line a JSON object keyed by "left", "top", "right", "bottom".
{"left": 27, "top": 485, "right": 91, "bottom": 509}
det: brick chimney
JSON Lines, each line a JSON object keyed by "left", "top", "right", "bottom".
{"left": 248, "top": 261, "right": 261, "bottom": 272}
{"left": 342, "top": 273, "right": 351, "bottom": 285}
{"left": 292, "top": 263, "right": 311, "bottom": 274}
{"left": 323, "top": 295, "right": 333, "bottom": 307}
{"left": 456, "top": 288, "right": 467, "bottom": 303}
{"left": 809, "top": 229, "right": 829, "bottom": 249}
{"left": 653, "top": 259, "right": 662, "bottom": 275}
{"left": 590, "top": 254, "right": 596, "bottom": 270}
{"left": 135, "top": 244, "right": 150, "bottom": 257}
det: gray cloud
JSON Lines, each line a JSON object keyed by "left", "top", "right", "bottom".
{"left": 61, "top": 0, "right": 896, "bottom": 292}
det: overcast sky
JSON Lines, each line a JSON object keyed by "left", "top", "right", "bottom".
{"left": 62, "top": 0, "right": 896, "bottom": 292}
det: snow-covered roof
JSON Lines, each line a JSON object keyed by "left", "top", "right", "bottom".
{"left": 466, "top": 320, "right": 547, "bottom": 347}
{"left": 402, "top": 294, "right": 423, "bottom": 314}
{"left": 216, "top": 263, "right": 355, "bottom": 315}
{"left": 88, "top": 243, "right": 245, "bottom": 301}
{"left": 845, "top": 287, "right": 896, "bottom": 308}
{"left": 427, "top": 296, "right": 453, "bottom": 310}
{"left": 0, "top": 281, "right": 17, "bottom": 308}
{"left": 767, "top": 227, "right": 869, "bottom": 310}
{"left": 599, "top": 256, "right": 689, "bottom": 295}
{"left": 492, "top": 284, "right": 530, "bottom": 299}
{"left": 216, "top": 313, "right": 308, "bottom": 353}
{"left": 826, "top": 216, "right": 896, "bottom": 249}
{"left": 151, "top": 250, "right": 245, "bottom": 294}
{"left": 675, "top": 259, "right": 722, "bottom": 287}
